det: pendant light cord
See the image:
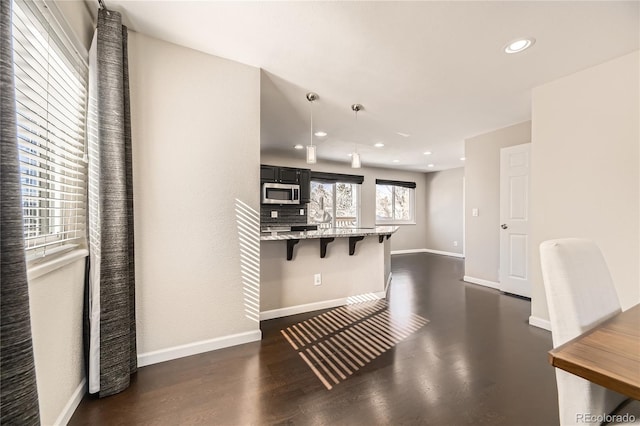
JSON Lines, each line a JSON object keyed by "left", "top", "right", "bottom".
{"left": 310, "top": 100, "right": 314, "bottom": 148}
{"left": 354, "top": 108, "right": 358, "bottom": 154}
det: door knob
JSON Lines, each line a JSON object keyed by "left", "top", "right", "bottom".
{"left": 501, "top": 224, "right": 508, "bottom": 229}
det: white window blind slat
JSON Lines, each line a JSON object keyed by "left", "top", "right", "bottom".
{"left": 15, "top": 85, "right": 87, "bottom": 140}
{"left": 12, "top": 0, "right": 89, "bottom": 260}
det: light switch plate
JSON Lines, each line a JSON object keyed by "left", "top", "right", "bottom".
{"left": 300, "top": 209, "right": 305, "bottom": 215}
{"left": 271, "top": 211, "right": 278, "bottom": 218}
{"left": 472, "top": 208, "right": 479, "bottom": 217}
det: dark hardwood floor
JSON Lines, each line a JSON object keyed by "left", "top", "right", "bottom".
{"left": 70, "top": 253, "right": 559, "bottom": 425}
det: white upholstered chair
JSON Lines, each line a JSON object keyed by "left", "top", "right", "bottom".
{"left": 539, "top": 238, "right": 632, "bottom": 426}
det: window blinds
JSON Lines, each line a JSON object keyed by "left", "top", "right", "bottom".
{"left": 375, "top": 179, "right": 416, "bottom": 189}
{"left": 12, "top": 0, "right": 88, "bottom": 259}
{"left": 310, "top": 171, "right": 364, "bottom": 184}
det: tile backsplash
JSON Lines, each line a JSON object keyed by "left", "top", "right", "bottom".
{"left": 260, "top": 204, "right": 308, "bottom": 225}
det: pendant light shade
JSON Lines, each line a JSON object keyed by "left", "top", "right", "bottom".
{"left": 351, "top": 152, "right": 361, "bottom": 168}
{"left": 306, "top": 144, "right": 317, "bottom": 164}
{"left": 306, "top": 92, "right": 318, "bottom": 164}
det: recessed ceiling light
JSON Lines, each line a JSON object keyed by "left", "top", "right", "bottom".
{"left": 460, "top": 157, "right": 466, "bottom": 161}
{"left": 423, "top": 151, "right": 432, "bottom": 155}
{"left": 396, "top": 132, "right": 411, "bottom": 138}
{"left": 427, "top": 164, "right": 435, "bottom": 168}
{"left": 374, "top": 143, "right": 385, "bottom": 148}
{"left": 294, "top": 144, "right": 303, "bottom": 150}
{"left": 314, "top": 131, "right": 327, "bottom": 137}
{"left": 392, "top": 159, "right": 400, "bottom": 163}
{"left": 504, "top": 37, "right": 535, "bottom": 54}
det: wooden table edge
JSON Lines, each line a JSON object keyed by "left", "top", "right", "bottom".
{"left": 547, "top": 304, "right": 640, "bottom": 401}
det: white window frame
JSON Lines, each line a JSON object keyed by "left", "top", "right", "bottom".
{"left": 375, "top": 183, "right": 416, "bottom": 225}
{"left": 12, "top": 0, "right": 89, "bottom": 267}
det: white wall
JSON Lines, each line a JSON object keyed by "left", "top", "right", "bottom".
{"left": 128, "top": 32, "right": 262, "bottom": 358}
{"left": 464, "top": 121, "right": 532, "bottom": 285}
{"left": 261, "top": 238, "right": 388, "bottom": 314}
{"left": 424, "top": 167, "right": 465, "bottom": 255}
{"left": 530, "top": 51, "right": 640, "bottom": 324}
{"left": 260, "top": 152, "right": 429, "bottom": 252}
{"left": 29, "top": 258, "right": 86, "bottom": 426}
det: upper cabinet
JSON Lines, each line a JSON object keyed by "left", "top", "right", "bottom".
{"left": 278, "top": 167, "right": 299, "bottom": 184}
{"left": 299, "top": 169, "right": 311, "bottom": 203}
{"left": 260, "top": 165, "right": 309, "bottom": 184}
{"left": 260, "top": 165, "right": 278, "bottom": 182}
{"left": 261, "top": 165, "right": 300, "bottom": 184}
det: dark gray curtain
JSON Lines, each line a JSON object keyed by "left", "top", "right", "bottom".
{"left": 86, "top": 8, "right": 137, "bottom": 398}
{"left": 0, "top": 1, "right": 41, "bottom": 423}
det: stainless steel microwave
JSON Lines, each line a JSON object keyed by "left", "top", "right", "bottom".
{"left": 262, "top": 182, "right": 300, "bottom": 205}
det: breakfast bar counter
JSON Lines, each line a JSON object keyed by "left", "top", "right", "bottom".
{"left": 260, "top": 226, "right": 398, "bottom": 319}
{"left": 260, "top": 226, "right": 398, "bottom": 240}
{"left": 260, "top": 226, "right": 398, "bottom": 260}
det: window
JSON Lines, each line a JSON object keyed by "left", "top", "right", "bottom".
{"left": 12, "top": 0, "right": 89, "bottom": 260}
{"left": 307, "top": 171, "right": 363, "bottom": 228}
{"left": 376, "top": 179, "right": 416, "bottom": 224}
{"left": 308, "top": 181, "right": 360, "bottom": 228}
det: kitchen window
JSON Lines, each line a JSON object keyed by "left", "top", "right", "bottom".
{"left": 12, "top": 0, "right": 89, "bottom": 261}
{"left": 307, "top": 171, "right": 364, "bottom": 228}
{"left": 375, "top": 179, "right": 416, "bottom": 224}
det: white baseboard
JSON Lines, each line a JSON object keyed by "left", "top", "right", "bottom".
{"left": 423, "top": 249, "right": 465, "bottom": 258}
{"left": 137, "top": 329, "right": 262, "bottom": 368}
{"left": 529, "top": 316, "right": 552, "bottom": 331}
{"left": 391, "top": 248, "right": 464, "bottom": 258}
{"left": 391, "top": 248, "right": 427, "bottom": 255}
{"left": 260, "top": 291, "right": 387, "bottom": 321}
{"left": 463, "top": 275, "right": 500, "bottom": 290}
{"left": 54, "top": 378, "right": 86, "bottom": 426}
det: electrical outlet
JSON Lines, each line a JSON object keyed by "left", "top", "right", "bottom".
{"left": 314, "top": 273, "right": 322, "bottom": 286}
{"left": 472, "top": 208, "right": 479, "bottom": 217}
{"left": 271, "top": 211, "right": 278, "bottom": 218}
{"left": 300, "top": 209, "right": 305, "bottom": 215}
{"left": 453, "top": 241, "right": 458, "bottom": 247}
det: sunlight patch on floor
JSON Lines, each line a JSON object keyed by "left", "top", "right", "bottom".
{"left": 281, "top": 300, "right": 428, "bottom": 390}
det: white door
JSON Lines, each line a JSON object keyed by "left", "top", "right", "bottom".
{"left": 499, "top": 143, "right": 531, "bottom": 298}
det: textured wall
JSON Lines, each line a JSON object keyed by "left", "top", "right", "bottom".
{"left": 261, "top": 237, "right": 387, "bottom": 312}
{"left": 424, "top": 167, "right": 465, "bottom": 254}
{"left": 29, "top": 258, "right": 85, "bottom": 425}
{"left": 464, "top": 121, "right": 532, "bottom": 284}
{"left": 128, "top": 32, "right": 261, "bottom": 354}
{"left": 531, "top": 51, "right": 640, "bottom": 323}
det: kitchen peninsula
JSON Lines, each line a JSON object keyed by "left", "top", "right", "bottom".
{"left": 260, "top": 226, "right": 399, "bottom": 320}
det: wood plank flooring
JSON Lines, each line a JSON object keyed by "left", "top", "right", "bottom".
{"left": 69, "top": 253, "right": 559, "bottom": 425}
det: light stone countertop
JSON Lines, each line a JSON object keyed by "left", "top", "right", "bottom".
{"left": 260, "top": 226, "right": 399, "bottom": 241}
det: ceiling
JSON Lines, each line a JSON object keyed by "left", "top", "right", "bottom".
{"left": 97, "top": 1, "right": 639, "bottom": 172}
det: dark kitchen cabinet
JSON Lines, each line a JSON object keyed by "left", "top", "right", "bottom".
{"left": 278, "top": 167, "right": 299, "bottom": 184}
{"left": 299, "top": 169, "right": 311, "bottom": 203}
{"left": 261, "top": 165, "right": 300, "bottom": 184}
{"left": 260, "top": 165, "right": 278, "bottom": 182}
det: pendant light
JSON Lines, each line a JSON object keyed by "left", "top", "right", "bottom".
{"left": 306, "top": 92, "right": 318, "bottom": 164}
{"left": 351, "top": 103, "right": 363, "bottom": 168}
